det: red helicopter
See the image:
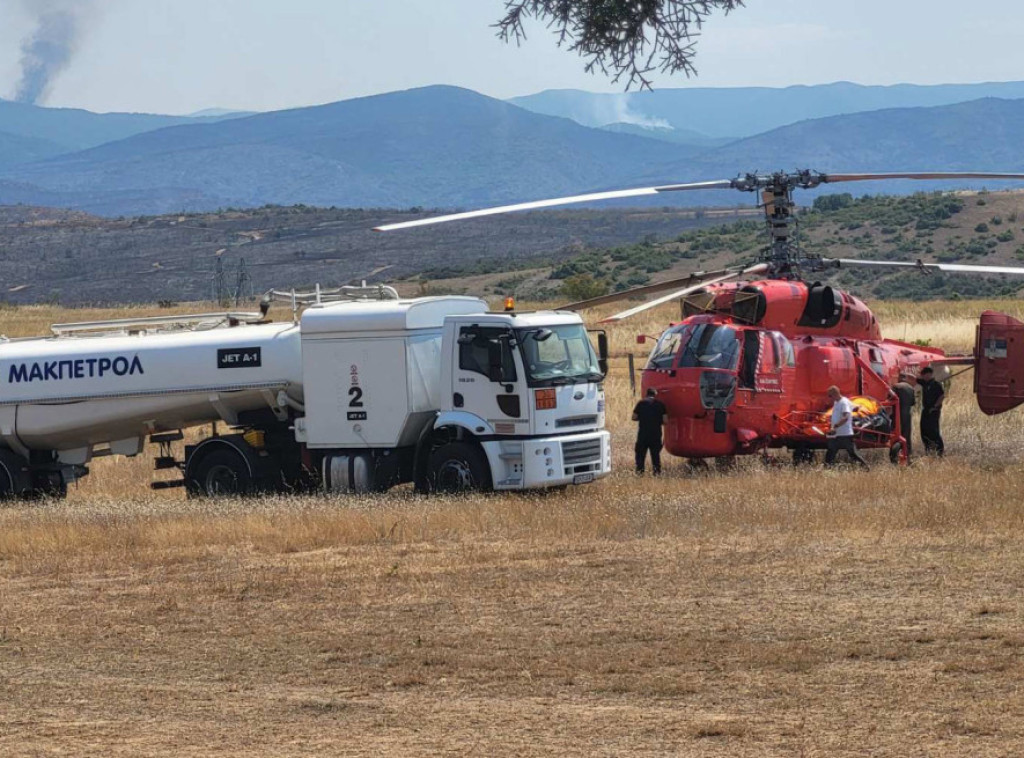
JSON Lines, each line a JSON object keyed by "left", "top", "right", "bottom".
{"left": 377, "top": 170, "right": 1024, "bottom": 464}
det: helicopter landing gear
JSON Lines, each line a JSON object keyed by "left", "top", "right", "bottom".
{"left": 792, "top": 446, "right": 818, "bottom": 466}
{"left": 889, "top": 440, "right": 905, "bottom": 466}
{"left": 714, "top": 456, "right": 736, "bottom": 472}
{"left": 686, "top": 458, "right": 711, "bottom": 473}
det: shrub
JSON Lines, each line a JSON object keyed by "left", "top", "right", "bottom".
{"left": 560, "top": 274, "right": 609, "bottom": 301}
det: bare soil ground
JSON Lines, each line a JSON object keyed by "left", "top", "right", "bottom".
{"left": 2, "top": 300, "right": 1024, "bottom": 756}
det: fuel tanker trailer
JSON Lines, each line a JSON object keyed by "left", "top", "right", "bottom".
{"left": 0, "top": 288, "right": 611, "bottom": 499}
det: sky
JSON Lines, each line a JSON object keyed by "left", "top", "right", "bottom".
{"left": 0, "top": 0, "right": 1022, "bottom": 115}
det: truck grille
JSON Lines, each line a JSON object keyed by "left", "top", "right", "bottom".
{"left": 562, "top": 437, "right": 603, "bottom": 475}
{"left": 556, "top": 415, "right": 598, "bottom": 429}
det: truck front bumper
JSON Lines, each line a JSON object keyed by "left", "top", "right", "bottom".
{"left": 482, "top": 430, "right": 612, "bottom": 490}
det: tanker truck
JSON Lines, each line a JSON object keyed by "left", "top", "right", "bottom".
{"left": 0, "top": 287, "right": 611, "bottom": 499}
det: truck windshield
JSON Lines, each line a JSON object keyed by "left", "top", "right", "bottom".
{"left": 516, "top": 324, "right": 601, "bottom": 386}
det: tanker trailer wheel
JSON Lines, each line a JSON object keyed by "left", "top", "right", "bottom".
{"left": 0, "top": 449, "right": 30, "bottom": 502}
{"left": 0, "top": 461, "right": 13, "bottom": 501}
{"left": 428, "top": 442, "right": 492, "bottom": 494}
{"left": 187, "top": 449, "right": 254, "bottom": 498}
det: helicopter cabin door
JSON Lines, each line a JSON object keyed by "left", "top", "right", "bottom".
{"left": 975, "top": 311, "right": 1024, "bottom": 415}
{"left": 752, "top": 331, "right": 794, "bottom": 396}
{"left": 739, "top": 330, "right": 791, "bottom": 396}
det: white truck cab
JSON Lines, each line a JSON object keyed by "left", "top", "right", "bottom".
{"left": 438, "top": 310, "right": 610, "bottom": 489}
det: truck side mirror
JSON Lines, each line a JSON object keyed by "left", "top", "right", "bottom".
{"left": 597, "top": 332, "right": 609, "bottom": 377}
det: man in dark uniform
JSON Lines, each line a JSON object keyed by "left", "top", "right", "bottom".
{"left": 918, "top": 366, "right": 945, "bottom": 456}
{"left": 892, "top": 373, "right": 916, "bottom": 458}
{"left": 633, "top": 388, "right": 667, "bottom": 475}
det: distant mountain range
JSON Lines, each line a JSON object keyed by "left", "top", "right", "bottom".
{"left": 509, "top": 80, "right": 1024, "bottom": 138}
{"left": 2, "top": 81, "right": 1024, "bottom": 216}
{"left": 0, "top": 86, "right": 695, "bottom": 215}
{"left": 0, "top": 99, "right": 247, "bottom": 169}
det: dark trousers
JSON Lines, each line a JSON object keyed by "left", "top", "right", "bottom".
{"left": 899, "top": 410, "right": 913, "bottom": 457}
{"left": 825, "top": 435, "right": 869, "bottom": 469}
{"left": 635, "top": 438, "right": 662, "bottom": 474}
{"left": 921, "top": 410, "right": 944, "bottom": 456}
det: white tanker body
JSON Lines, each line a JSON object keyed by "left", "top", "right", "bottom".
{"left": 0, "top": 321, "right": 303, "bottom": 454}
{"left": 0, "top": 293, "right": 611, "bottom": 499}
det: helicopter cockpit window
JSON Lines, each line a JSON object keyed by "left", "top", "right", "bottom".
{"left": 678, "top": 324, "right": 740, "bottom": 370}
{"left": 772, "top": 332, "right": 796, "bottom": 367}
{"left": 647, "top": 325, "right": 688, "bottom": 369}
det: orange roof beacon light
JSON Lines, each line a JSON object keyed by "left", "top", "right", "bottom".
{"left": 504, "top": 296, "right": 516, "bottom": 312}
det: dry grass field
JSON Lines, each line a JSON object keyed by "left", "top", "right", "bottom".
{"left": 3, "top": 299, "right": 1024, "bottom": 756}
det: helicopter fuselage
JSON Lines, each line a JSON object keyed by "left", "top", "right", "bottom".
{"left": 638, "top": 279, "right": 949, "bottom": 459}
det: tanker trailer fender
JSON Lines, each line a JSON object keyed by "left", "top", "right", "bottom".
{"left": 184, "top": 434, "right": 280, "bottom": 497}
{"left": 412, "top": 412, "right": 494, "bottom": 493}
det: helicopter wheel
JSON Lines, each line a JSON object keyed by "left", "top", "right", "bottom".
{"left": 792, "top": 446, "right": 817, "bottom": 466}
{"left": 714, "top": 456, "right": 736, "bottom": 472}
{"left": 889, "top": 440, "right": 904, "bottom": 466}
{"left": 686, "top": 458, "right": 711, "bottom": 473}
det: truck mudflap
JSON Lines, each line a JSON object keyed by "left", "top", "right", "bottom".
{"left": 975, "top": 310, "right": 1024, "bottom": 415}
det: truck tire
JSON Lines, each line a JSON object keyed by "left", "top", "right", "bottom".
{"left": 0, "top": 463, "right": 12, "bottom": 501}
{"left": 428, "top": 442, "right": 492, "bottom": 494}
{"left": 0, "top": 450, "right": 30, "bottom": 502}
{"left": 187, "top": 448, "right": 254, "bottom": 497}
{"left": 27, "top": 472, "right": 68, "bottom": 501}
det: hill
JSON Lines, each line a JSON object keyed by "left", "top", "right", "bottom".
{"left": 598, "top": 122, "right": 733, "bottom": 148}
{"left": 5, "top": 88, "right": 1024, "bottom": 217}
{"left": 0, "top": 98, "right": 246, "bottom": 169}
{"left": 5, "top": 190, "right": 1024, "bottom": 306}
{"left": 0, "top": 86, "right": 693, "bottom": 216}
{"left": 678, "top": 98, "right": 1024, "bottom": 178}
{"left": 0, "top": 204, "right": 729, "bottom": 305}
{"left": 509, "top": 80, "right": 1024, "bottom": 138}
{"left": 393, "top": 190, "right": 1024, "bottom": 304}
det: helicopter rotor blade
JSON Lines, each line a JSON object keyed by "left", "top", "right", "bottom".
{"left": 558, "top": 268, "right": 738, "bottom": 312}
{"left": 822, "top": 172, "right": 1024, "bottom": 185}
{"left": 835, "top": 258, "right": 1024, "bottom": 276}
{"left": 373, "top": 180, "right": 735, "bottom": 231}
{"left": 599, "top": 264, "right": 770, "bottom": 324}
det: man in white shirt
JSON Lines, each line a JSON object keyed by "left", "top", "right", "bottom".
{"left": 824, "top": 385, "right": 869, "bottom": 469}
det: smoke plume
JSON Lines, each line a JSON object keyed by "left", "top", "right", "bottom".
{"left": 11, "top": 0, "right": 95, "bottom": 104}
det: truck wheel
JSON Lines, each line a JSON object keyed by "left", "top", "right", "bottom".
{"left": 429, "top": 442, "right": 492, "bottom": 494}
{"left": 0, "top": 450, "right": 29, "bottom": 502}
{"left": 188, "top": 449, "right": 254, "bottom": 497}
{"left": 0, "top": 463, "right": 13, "bottom": 501}
{"left": 27, "top": 472, "right": 68, "bottom": 501}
